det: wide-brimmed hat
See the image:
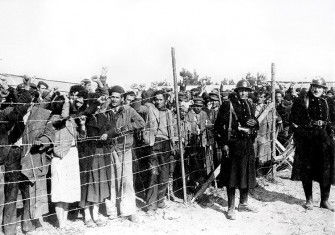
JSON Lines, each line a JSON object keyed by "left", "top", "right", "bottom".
{"left": 310, "top": 77, "right": 327, "bottom": 89}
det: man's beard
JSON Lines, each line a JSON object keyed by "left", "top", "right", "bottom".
{"left": 312, "top": 90, "right": 322, "bottom": 97}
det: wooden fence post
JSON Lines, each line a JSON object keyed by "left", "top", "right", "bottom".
{"left": 271, "top": 63, "right": 277, "bottom": 179}
{"left": 171, "top": 47, "right": 188, "bottom": 202}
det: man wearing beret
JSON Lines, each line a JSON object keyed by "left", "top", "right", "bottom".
{"left": 100, "top": 85, "right": 145, "bottom": 222}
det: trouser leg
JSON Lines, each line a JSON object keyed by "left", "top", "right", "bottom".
{"left": 302, "top": 180, "right": 313, "bottom": 210}
{"left": 239, "top": 188, "right": 248, "bottom": 205}
{"left": 320, "top": 184, "right": 330, "bottom": 202}
{"left": 320, "top": 183, "right": 334, "bottom": 211}
{"left": 146, "top": 154, "right": 158, "bottom": 211}
{"left": 3, "top": 148, "right": 21, "bottom": 235}
{"left": 112, "top": 150, "right": 136, "bottom": 217}
{"left": 19, "top": 179, "right": 34, "bottom": 233}
{"left": 227, "top": 187, "right": 235, "bottom": 210}
{"left": 3, "top": 172, "right": 19, "bottom": 235}
{"left": 237, "top": 188, "right": 258, "bottom": 212}
{"left": 302, "top": 180, "right": 313, "bottom": 202}
{"left": 0, "top": 166, "right": 4, "bottom": 232}
{"left": 226, "top": 187, "right": 236, "bottom": 220}
{"left": 157, "top": 152, "right": 169, "bottom": 207}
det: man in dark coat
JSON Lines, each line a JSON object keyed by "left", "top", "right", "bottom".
{"left": 290, "top": 77, "right": 335, "bottom": 211}
{"left": 214, "top": 79, "right": 259, "bottom": 220}
{"left": 0, "top": 77, "right": 33, "bottom": 234}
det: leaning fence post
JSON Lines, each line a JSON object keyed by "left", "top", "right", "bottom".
{"left": 171, "top": 47, "right": 187, "bottom": 203}
{"left": 271, "top": 63, "right": 277, "bottom": 179}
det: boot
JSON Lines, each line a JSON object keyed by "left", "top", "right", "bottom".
{"left": 302, "top": 180, "right": 313, "bottom": 210}
{"left": 168, "top": 177, "right": 183, "bottom": 203}
{"left": 227, "top": 188, "right": 236, "bottom": 220}
{"left": 320, "top": 184, "right": 334, "bottom": 212}
{"left": 238, "top": 188, "right": 258, "bottom": 213}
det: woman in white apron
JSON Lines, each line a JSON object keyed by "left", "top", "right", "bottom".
{"left": 48, "top": 94, "right": 86, "bottom": 228}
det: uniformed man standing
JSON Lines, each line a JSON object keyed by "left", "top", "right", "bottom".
{"left": 290, "top": 77, "right": 335, "bottom": 211}
{"left": 214, "top": 79, "right": 259, "bottom": 220}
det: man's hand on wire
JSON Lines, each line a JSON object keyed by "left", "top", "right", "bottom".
{"left": 33, "top": 139, "right": 47, "bottom": 151}
{"left": 97, "top": 95, "right": 107, "bottom": 104}
{"left": 223, "top": 145, "right": 229, "bottom": 157}
{"left": 246, "top": 119, "right": 257, "bottom": 127}
{"left": 100, "top": 133, "right": 108, "bottom": 141}
{"left": 79, "top": 115, "right": 86, "bottom": 125}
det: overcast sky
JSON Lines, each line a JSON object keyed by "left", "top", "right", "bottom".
{"left": 0, "top": 0, "right": 334, "bottom": 88}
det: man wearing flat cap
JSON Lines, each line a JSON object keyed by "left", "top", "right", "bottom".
{"left": 208, "top": 92, "right": 220, "bottom": 122}
{"left": 178, "top": 92, "right": 187, "bottom": 103}
{"left": 185, "top": 97, "right": 211, "bottom": 190}
{"left": 100, "top": 85, "right": 145, "bottom": 222}
{"left": 206, "top": 92, "right": 222, "bottom": 171}
{"left": 214, "top": 79, "right": 259, "bottom": 220}
{"left": 290, "top": 77, "right": 335, "bottom": 212}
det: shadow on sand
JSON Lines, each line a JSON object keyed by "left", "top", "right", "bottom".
{"left": 196, "top": 193, "right": 228, "bottom": 217}
{"left": 250, "top": 184, "right": 304, "bottom": 205}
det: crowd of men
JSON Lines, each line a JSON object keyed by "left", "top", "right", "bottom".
{"left": 0, "top": 74, "right": 334, "bottom": 234}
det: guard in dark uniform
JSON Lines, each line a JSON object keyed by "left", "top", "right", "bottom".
{"left": 214, "top": 79, "right": 259, "bottom": 220}
{"left": 290, "top": 77, "right": 335, "bottom": 211}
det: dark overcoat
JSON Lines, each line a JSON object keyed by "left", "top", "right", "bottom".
{"left": 83, "top": 113, "right": 111, "bottom": 204}
{"left": 290, "top": 91, "right": 335, "bottom": 186}
{"left": 214, "top": 94, "right": 259, "bottom": 189}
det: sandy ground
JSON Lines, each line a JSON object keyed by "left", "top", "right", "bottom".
{"left": 15, "top": 170, "right": 335, "bottom": 235}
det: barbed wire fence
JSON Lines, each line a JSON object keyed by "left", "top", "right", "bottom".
{"left": 0, "top": 51, "right": 332, "bottom": 232}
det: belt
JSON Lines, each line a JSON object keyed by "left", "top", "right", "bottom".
{"left": 311, "top": 120, "right": 327, "bottom": 127}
